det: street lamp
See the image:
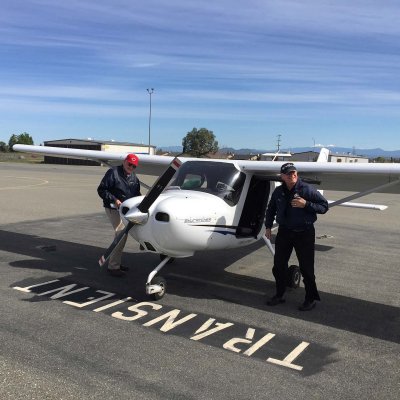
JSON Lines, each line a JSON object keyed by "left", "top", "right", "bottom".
{"left": 147, "top": 88, "right": 154, "bottom": 155}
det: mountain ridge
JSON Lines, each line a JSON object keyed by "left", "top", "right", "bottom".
{"left": 157, "top": 146, "right": 400, "bottom": 158}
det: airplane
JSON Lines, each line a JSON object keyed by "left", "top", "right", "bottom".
{"left": 13, "top": 144, "right": 400, "bottom": 299}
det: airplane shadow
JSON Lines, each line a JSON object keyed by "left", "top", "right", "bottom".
{"left": 1, "top": 223, "right": 398, "bottom": 345}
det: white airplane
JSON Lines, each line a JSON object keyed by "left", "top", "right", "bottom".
{"left": 13, "top": 144, "right": 400, "bottom": 299}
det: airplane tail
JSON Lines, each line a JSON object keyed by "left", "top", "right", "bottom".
{"left": 316, "top": 147, "right": 330, "bottom": 162}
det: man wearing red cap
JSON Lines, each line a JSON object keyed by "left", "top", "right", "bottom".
{"left": 97, "top": 154, "right": 141, "bottom": 276}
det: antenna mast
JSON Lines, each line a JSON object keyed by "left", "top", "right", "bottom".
{"left": 276, "top": 134, "right": 282, "bottom": 152}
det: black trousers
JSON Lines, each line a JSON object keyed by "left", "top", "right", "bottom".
{"left": 273, "top": 226, "right": 321, "bottom": 301}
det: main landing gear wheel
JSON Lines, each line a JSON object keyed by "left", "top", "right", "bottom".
{"left": 149, "top": 276, "right": 167, "bottom": 300}
{"left": 287, "top": 265, "right": 301, "bottom": 288}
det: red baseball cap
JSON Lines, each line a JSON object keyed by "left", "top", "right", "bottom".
{"left": 125, "top": 153, "right": 139, "bottom": 166}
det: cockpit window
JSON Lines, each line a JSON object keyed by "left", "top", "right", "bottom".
{"left": 170, "top": 161, "right": 246, "bottom": 206}
{"left": 181, "top": 173, "right": 207, "bottom": 189}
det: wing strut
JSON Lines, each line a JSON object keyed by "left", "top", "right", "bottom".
{"left": 329, "top": 179, "right": 400, "bottom": 208}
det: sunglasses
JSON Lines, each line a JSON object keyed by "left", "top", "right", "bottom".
{"left": 127, "top": 163, "right": 136, "bottom": 168}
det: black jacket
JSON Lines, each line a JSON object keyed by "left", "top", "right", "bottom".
{"left": 265, "top": 178, "right": 328, "bottom": 231}
{"left": 97, "top": 165, "right": 141, "bottom": 209}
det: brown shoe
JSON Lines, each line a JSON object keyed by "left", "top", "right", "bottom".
{"left": 107, "top": 269, "right": 125, "bottom": 277}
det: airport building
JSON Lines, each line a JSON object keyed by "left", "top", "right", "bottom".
{"left": 291, "top": 150, "right": 369, "bottom": 163}
{"left": 43, "top": 138, "right": 155, "bottom": 165}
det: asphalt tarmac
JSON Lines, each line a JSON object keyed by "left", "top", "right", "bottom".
{"left": 1, "top": 162, "right": 399, "bottom": 400}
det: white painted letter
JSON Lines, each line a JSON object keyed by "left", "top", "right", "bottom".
{"left": 223, "top": 328, "right": 256, "bottom": 353}
{"left": 143, "top": 309, "right": 197, "bottom": 332}
{"left": 223, "top": 329, "right": 275, "bottom": 355}
{"left": 93, "top": 297, "right": 132, "bottom": 312}
{"left": 13, "top": 279, "right": 60, "bottom": 293}
{"left": 190, "top": 318, "right": 234, "bottom": 341}
{"left": 112, "top": 302, "right": 162, "bottom": 321}
{"left": 267, "top": 341, "right": 310, "bottom": 371}
{"left": 37, "top": 283, "right": 90, "bottom": 299}
{"left": 64, "top": 290, "right": 115, "bottom": 308}
{"left": 243, "top": 332, "right": 275, "bottom": 356}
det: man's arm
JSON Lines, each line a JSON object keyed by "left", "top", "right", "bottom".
{"left": 305, "top": 189, "right": 329, "bottom": 214}
{"left": 97, "top": 169, "right": 117, "bottom": 205}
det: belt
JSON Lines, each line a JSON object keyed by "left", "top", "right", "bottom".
{"left": 280, "top": 226, "right": 310, "bottom": 233}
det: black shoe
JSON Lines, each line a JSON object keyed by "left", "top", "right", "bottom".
{"left": 266, "top": 295, "right": 285, "bottom": 306}
{"left": 120, "top": 265, "right": 129, "bottom": 272}
{"left": 107, "top": 269, "right": 125, "bottom": 277}
{"left": 298, "top": 300, "right": 316, "bottom": 311}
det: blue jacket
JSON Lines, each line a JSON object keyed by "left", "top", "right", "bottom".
{"left": 97, "top": 165, "right": 141, "bottom": 209}
{"left": 265, "top": 178, "right": 328, "bottom": 231}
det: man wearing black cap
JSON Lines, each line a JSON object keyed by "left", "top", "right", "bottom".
{"left": 265, "top": 162, "right": 328, "bottom": 311}
{"left": 97, "top": 154, "right": 141, "bottom": 277}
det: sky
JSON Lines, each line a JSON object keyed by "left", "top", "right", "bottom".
{"left": 1, "top": 0, "right": 400, "bottom": 151}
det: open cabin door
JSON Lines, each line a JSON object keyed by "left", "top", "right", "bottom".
{"left": 236, "top": 176, "right": 271, "bottom": 238}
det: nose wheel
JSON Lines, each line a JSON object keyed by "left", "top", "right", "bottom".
{"left": 146, "top": 256, "right": 171, "bottom": 300}
{"left": 147, "top": 276, "right": 167, "bottom": 300}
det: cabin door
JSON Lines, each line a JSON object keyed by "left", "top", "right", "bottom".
{"left": 236, "top": 176, "right": 271, "bottom": 238}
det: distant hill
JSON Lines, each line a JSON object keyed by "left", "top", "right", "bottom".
{"left": 157, "top": 145, "right": 400, "bottom": 158}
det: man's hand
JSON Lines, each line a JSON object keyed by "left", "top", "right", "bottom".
{"left": 265, "top": 228, "right": 272, "bottom": 240}
{"left": 115, "top": 199, "right": 122, "bottom": 209}
{"left": 291, "top": 196, "right": 306, "bottom": 208}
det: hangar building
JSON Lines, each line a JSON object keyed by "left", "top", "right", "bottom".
{"left": 43, "top": 139, "right": 155, "bottom": 165}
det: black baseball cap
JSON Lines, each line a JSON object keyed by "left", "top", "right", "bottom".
{"left": 280, "top": 162, "right": 297, "bottom": 174}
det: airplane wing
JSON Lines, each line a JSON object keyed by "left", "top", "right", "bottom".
{"left": 13, "top": 144, "right": 174, "bottom": 177}
{"left": 13, "top": 144, "right": 400, "bottom": 194}
{"left": 236, "top": 159, "right": 400, "bottom": 194}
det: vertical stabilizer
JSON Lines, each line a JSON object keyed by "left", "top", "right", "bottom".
{"left": 317, "top": 147, "right": 330, "bottom": 162}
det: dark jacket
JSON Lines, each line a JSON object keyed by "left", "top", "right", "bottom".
{"left": 265, "top": 178, "right": 328, "bottom": 231}
{"left": 97, "top": 165, "right": 141, "bottom": 209}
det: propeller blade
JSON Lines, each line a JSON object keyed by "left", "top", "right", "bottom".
{"left": 98, "top": 157, "right": 182, "bottom": 267}
{"left": 137, "top": 157, "right": 182, "bottom": 213}
{"left": 98, "top": 222, "right": 134, "bottom": 267}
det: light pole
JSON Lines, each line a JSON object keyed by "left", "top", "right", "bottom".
{"left": 147, "top": 88, "right": 154, "bottom": 155}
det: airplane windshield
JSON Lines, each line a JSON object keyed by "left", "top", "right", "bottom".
{"left": 170, "top": 161, "right": 246, "bottom": 206}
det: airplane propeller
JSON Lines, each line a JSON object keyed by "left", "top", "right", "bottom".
{"left": 98, "top": 158, "right": 182, "bottom": 267}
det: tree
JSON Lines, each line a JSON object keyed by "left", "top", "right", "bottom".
{"left": 182, "top": 127, "right": 218, "bottom": 158}
{"left": 8, "top": 132, "right": 34, "bottom": 150}
{"left": 0, "top": 141, "right": 9, "bottom": 152}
